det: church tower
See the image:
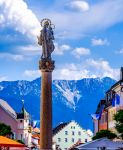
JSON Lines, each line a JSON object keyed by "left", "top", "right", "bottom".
{"left": 17, "top": 100, "right": 32, "bottom": 147}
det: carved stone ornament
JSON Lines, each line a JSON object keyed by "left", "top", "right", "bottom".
{"left": 39, "top": 58, "right": 55, "bottom": 72}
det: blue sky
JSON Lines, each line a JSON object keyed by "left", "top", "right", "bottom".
{"left": 0, "top": 0, "right": 123, "bottom": 81}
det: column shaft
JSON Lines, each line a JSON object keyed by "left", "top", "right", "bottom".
{"left": 40, "top": 71, "right": 52, "bottom": 150}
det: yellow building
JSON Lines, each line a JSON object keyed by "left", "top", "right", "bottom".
{"left": 93, "top": 67, "right": 123, "bottom": 135}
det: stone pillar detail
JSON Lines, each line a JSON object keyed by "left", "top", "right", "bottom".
{"left": 39, "top": 58, "right": 55, "bottom": 150}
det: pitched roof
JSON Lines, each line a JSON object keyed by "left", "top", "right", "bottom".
{"left": 53, "top": 122, "right": 69, "bottom": 135}
{"left": 0, "top": 99, "right": 17, "bottom": 119}
{"left": 17, "top": 108, "right": 29, "bottom": 119}
{"left": 76, "top": 138, "right": 123, "bottom": 149}
{"left": 32, "top": 134, "right": 40, "bottom": 139}
{"left": 0, "top": 136, "right": 25, "bottom": 147}
{"left": 33, "top": 127, "right": 40, "bottom": 133}
{"left": 106, "top": 79, "right": 122, "bottom": 93}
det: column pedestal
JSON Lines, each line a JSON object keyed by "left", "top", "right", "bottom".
{"left": 39, "top": 58, "right": 55, "bottom": 150}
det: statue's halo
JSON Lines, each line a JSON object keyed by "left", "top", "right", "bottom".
{"left": 41, "top": 18, "right": 51, "bottom": 27}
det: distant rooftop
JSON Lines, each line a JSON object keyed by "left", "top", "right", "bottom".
{"left": 0, "top": 99, "right": 17, "bottom": 119}
{"left": 0, "top": 99, "right": 29, "bottom": 120}
{"left": 17, "top": 108, "right": 29, "bottom": 119}
{"left": 76, "top": 138, "right": 123, "bottom": 149}
{"left": 53, "top": 122, "right": 69, "bottom": 135}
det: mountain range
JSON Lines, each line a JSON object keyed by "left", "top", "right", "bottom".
{"left": 0, "top": 77, "right": 116, "bottom": 130}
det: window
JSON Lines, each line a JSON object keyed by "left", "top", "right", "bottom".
{"left": 58, "top": 138, "right": 61, "bottom": 142}
{"left": 78, "top": 138, "right": 81, "bottom": 142}
{"left": 65, "top": 138, "right": 67, "bottom": 142}
{"left": 25, "top": 133, "right": 27, "bottom": 138}
{"left": 78, "top": 131, "right": 81, "bottom": 135}
{"left": 104, "top": 113, "right": 107, "bottom": 122}
{"left": 12, "top": 132, "right": 16, "bottom": 139}
{"left": 102, "top": 114, "right": 104, "bottom": 123}
{"left": 65, "top": 131, "right": 68, "bottom": 135}
{"left": 72, "top": 131, "right": 74, "bottom": 135}
{"left": 21, "top": 134, "right": 23, "bottom": 140}
{"left": 71, "top": 126, "right": 75, "bottom": 129}
{"left": 72, "top": 138, "right": 74, "bottom": 143}
{"left": 20, "top": 120, "right": 23, "bottom": 123}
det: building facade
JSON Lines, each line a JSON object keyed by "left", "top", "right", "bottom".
{"left": 0, "top": 99, "right": 32, "bottom": 147}
{"left": 53, "top": 120, "right": 92, "bottom": 150}
{"left": 93, "top": 67, "right": 123, "bottom": 135}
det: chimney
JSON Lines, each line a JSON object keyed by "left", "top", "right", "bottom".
{"left": 120, "top": 67, "right": 123, "bottom": 80}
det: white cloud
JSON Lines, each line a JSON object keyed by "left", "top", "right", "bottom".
{"left": 115, "top": 48, "right": 123, "bottom": 54}
{"left": 17, "top": 43, "right": 71, "bottom": 56}
{"left": 69, "top": 1, "right": 89, "bottom": 12}
{"left": 0, "top": 15, "right": 5, "bottom": 25}
{"left": 91, "top": 38, "right": 109, "bottom": 46}
{"left": 46, "top": 0, "right": 123, "bottom": 39}
{"left": 22, "top": 59, "right": 119, "bottom": 81}
{"left": 18, "top": 45, "right": 41, "bottom": 56}
{"left": 0, "top": 0, "right": 40, "bottom": 40}
{"left": 72, "top": 47, "right": 90, "bottom": 58}
{"left": 23, "top": 70, "right": 40, "bottom": 78}
{"left": 53, "top": 59, "right": 119, "bottom": 80}
{"left": 85, "top": 59, "right": 119, "bottom": 80}
{"left": 54, "top": 43, "right": 71, "bottom": 55}
{"left": 0, "top": 76, "right": 8, "bottom": 81}
{"left": 53, "top": 64, "right": 88, "bottom": 80}
{"left": 1, "top": 0, "right": 123, "bottom": 41}
{"left": 0, "top": 53, "right": 24, "bottom": 61}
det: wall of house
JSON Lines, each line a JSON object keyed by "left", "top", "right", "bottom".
{"left": 99, "top": 111, "right": 108, "bottom": 131}
{"left": 94, "top": 120, "right": 98, "bottom": 135}
{"left": 108, "top": 84, "right": 123, "bottom": 132}
{"left": 108, "top": 107, "right": 116, "bottom": 132}
{"left": 17, "top": 119, "right": 32, "bottom": 147}
{"left": 0, "top": 106, "right": 18, "bottom": 138}
{"left": 53, "top": 121, "right": 92, "bottom": 150}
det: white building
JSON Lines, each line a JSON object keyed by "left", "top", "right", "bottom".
{"left": 53, "top": 120, "right": 92, "bottom": 150}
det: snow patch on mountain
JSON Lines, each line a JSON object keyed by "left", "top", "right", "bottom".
{"left": 0, "top": 86, "right": 4, "bottom": 91}
{"left": 54, "top": 81, "right": 81, "bottom": 110}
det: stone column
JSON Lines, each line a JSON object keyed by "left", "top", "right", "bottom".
{"left": 39, "top": 58, "right": 55, "bottom": 150}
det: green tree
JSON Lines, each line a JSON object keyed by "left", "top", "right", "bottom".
{"left": 114, "top": 109, "right": 123, "bottom": 139}
{"left": 0, "top": 122, "right": 12, "bottom": 136}
{"left": 17, "top": 140, "right": 24, "bottom": 144}
{"left": 92, "top": 130, "right": 117, "bottom": 140}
